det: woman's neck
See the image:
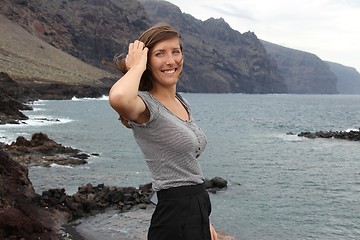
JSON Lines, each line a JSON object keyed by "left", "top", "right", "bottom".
{"left": 150, "top": 86, "right": 177, "bottom": 101}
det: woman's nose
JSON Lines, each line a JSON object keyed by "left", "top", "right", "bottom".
{"left": 165, "top": 55, "right": 176, "bottom": 65}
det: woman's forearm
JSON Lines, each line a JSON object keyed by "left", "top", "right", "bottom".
{"left": 109, "top": 40, "right": 148, "bottom": 117}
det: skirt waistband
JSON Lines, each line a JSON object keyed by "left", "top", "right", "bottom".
{"left": 157, "top": 183, "right": 206, "bottom": 200}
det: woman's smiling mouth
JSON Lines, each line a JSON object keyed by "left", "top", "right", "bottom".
{"left": 162, "top": 69, "right": 176, "bottom": 74}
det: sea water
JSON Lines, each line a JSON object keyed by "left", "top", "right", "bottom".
{"left": 1, "top": 94, "right": 360, "bottom": 239}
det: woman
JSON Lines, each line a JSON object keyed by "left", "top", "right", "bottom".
{"left": 109, "top": 23, "right": 217, "bottom": 240}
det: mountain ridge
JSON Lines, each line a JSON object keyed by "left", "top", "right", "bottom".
{"left": 1, "top": 0, "right": 360, "bottom": 95}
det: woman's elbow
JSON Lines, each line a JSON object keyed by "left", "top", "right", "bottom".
{"left": 108, "top": 91, "right": 124, "bottom": 113}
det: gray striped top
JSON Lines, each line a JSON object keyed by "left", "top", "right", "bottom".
{"left": 129, "top": 91, "right": 207, "bottom": 191}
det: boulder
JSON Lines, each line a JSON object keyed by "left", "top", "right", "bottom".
{"left": 205, "top": 177, "right": 228, "bottom": 194}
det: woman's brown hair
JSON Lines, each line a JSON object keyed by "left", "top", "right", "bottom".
{"left": 113, "top": 23, "right": 182, "bottom": 91}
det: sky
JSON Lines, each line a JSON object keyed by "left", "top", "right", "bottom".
{"left": 165, "top": 0, "right": 360, "bottom": 72}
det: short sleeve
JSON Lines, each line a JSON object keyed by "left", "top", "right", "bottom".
{"left": 128, "top": 91, "right": 159, "bottom": 127}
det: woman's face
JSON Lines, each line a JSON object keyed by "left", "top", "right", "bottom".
{"left": 149, "top": 37, "right": 183, "bottom": 88}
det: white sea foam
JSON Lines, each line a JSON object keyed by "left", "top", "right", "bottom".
{"left": 345, "top": 128, "right": 360, "bottom": 132}
{"left": 49, "top": 163, "right": 74, "bottom": 169}
{"left": 0, "top": 115, "right": 73, "bottom": 144}
{"left": 19, "top": 116, "right": 73, "bottom": 127}
{"left": 71, "top": 95, "right": 108, "bottom": 101}
{"left": 31, "top": 107, "right": 45, "bottom": 112}
{"left": 31, "top": 100, "right": 49, "bottom": 105}
{"left": 0, "top": 130, "right": 31, "bottom": 144}
{"left": 279, "top": 133, "right": 306, "bottom": 142}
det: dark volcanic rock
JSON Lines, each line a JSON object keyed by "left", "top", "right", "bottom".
{"left": 5, "top": 132, "right": 89, "bottom": 167}
{"left": 205, "top": 176, "right": 228, "bottom": 194}
{"left": 0, "top": 150, "right": 63, "bottom": 240}
{"left": 0, "top": 72, "right": 32, "bottom": 124}
{"left": 37, "top": 178, "right": 229, "bottom": 220}
{"left": 298, "top": 130, "right": 360, "bottom": 141}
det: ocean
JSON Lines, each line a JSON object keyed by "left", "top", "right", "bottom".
{"left": 1, "top": 94, "right": 360, "bottom": 239}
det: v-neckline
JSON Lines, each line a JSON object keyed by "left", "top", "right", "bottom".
{"left": 150, "top": 93, "right": 191, "bottom": 122}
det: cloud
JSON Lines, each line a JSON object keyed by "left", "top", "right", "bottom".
{"left": 201, "top": 3, "right": 256, "bottom": 21}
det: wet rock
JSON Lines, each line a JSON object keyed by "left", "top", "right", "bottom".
{"left": 298, "top": 129, "right": 360, "bottom": 141}
{"left": 0, "top": 149, "right": 65, "bottom": 239}
{"left": 205, "top": 176, "right": 228, "bottom": 193}
{"left": 0, "top": 72, "right": 32, "bottom": 124}
{"left": 37, "top": 182, "right": 154, "bottom": 220}
{"left": 4, "top": 132, "right": 89, "bottom": 167}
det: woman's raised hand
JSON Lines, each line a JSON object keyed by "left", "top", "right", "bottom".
{"left": 125, "top": 40, "right": 148, "bottom": 72}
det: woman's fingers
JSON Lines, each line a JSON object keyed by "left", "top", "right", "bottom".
{"left": 126, "top": 40, "right": 147, "bottom": 70}
{"left": 129, "top": 40, "right": 144, "bottom": 50}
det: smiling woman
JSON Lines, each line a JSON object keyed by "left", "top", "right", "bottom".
{"left": 108, "top": 23, "right": 217, "bottom": 240}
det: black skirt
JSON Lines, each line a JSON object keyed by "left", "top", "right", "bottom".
{"left": 148, "top": 183, "right": 212, "bottom": 240}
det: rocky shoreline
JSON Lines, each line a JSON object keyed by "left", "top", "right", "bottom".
{"left": 0, "top": 132, "right": 230, "bottom": 239}
{"left": 0, "top": 72, "right": 110, "bottom": 125}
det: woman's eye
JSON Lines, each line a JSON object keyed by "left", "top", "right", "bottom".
{"left": 155, "top": 52, "right": 163, "bottom": 57}
{"left": 173, "top": 50, "right": 181, "bottom": 55}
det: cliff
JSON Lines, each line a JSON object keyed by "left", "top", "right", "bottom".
{"left": 325, "top": 61, "right": 360, "bottom": 94}
{"left": 261, "top": 40, "right": 338, "bottom": 94}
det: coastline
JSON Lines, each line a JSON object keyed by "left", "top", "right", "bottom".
{"left": 65, "top": 207, "right": 154, "bottom": 240}
{"left": 62, "top": 225, "right": 86, "bottom": 240}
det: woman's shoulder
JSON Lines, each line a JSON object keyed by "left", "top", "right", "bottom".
{"left": 138, "top": 90, "right": 150, "bottom": 98}
{"left": 138, "top": 91, "right": 155, "bottom": 102}
{"left": 137, "top": 91, "right": 160, "bottom": 113}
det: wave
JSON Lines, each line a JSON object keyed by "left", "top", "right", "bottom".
{"left": 345, "top": 128, "right": 360, "bottom": 132}
{"left": 6, "top": 116, "right": 73, "bottom": 127}
{"left": 30, "top": 107, "right": 45, "bottom": 112}
{"left": 0, "top": 116, "right": 73, "bottom": 144}
{"left": 71, "top": 95, "right": 109, "bottom": 101}
{"left": 49, "top": 163, "right": 74, "bottom": 169}
{"left": 30, "top": 100, "right": 49, "bottom": 105}
{"left": 279, "top": 134, "right": 306, "bottom": 142}
{"left": 0, "top": 130, "right": 31, "bottom": 144}
{"left": 27, "top": 116, "right": 73, "bottom": 125}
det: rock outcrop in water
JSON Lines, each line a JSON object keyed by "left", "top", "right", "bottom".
{"left": 4, "top": 132, "right": 90, "bottom": 167}
{"left": 297, "top": 130, "right": 360, "bottom": 141}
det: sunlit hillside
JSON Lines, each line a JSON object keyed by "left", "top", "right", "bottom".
{"left": 0, "top": 14, "right": 115, "bottom": 86}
